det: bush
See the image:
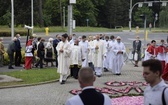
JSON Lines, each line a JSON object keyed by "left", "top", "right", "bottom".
{"left": 3, "top": 50, "right": 37, "bottom": 65}
{"left": 0, "top": 31, "right": 27, "bottom": 37}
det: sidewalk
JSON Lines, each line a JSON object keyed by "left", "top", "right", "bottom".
{"left": 0, "top": 61, "right": 145, "bottom": 105}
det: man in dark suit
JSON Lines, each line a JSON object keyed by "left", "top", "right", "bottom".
{"left": 132, "top": 36, "right": 142, "bottom": 67}
{"left": 35, "top": 38, "right": 45, "bottom": 68}
{"left": 7, "top": 37, "right": 17, "bottom": 69}
{"left": 15, "top": 34, "right": 22, "bottom": 66}
{"left": 65, "top": 67, "right": 111, "bottom": 105}
{"left": 53, "top": 34, "right": 60, "bottom": 68}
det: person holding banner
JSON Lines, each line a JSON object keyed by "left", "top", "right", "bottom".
{"left": 24, "top": 36, "right": 33, "bottom": 70}
{"left": 132, "top": 36, "right": 141, "bottom": 67}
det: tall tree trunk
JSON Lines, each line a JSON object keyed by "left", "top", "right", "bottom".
{"left": 39, "top": 0, "right": 44, "bottom": 27}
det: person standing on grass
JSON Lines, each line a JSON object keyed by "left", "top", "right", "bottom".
{"left": 132, "top": 36, "right": 141, "bottom": 67}
{"left": 45, "top": 38, "right": 54, "bottom": 67}
{"left": 0, "top": 37, "right": 5, "bottom": 67}
{"left": 142, "top": 59, "right": 168, "bottom": 105}
{"left": 65, "top": 67, "right": 111, "bottom": 105}
{"left": 35, "top": 38, "right": 45, "bottom": 68}
{"left": 53, "top": 34, "right": 61, "bottom": 68}
{"left": 24, "top": 36, "right": 33, "bottom": 70}
{"left": 7, "top": 37, "right": 17, "bottom": 69}
{"left": 15, "top": 34, "right": 22, "bottom": 67}
{"left": 56, "top": 34, "right": 71, "bottom": 84}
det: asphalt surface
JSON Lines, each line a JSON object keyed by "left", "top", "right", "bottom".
{"left": 0, "top": 62, "right": 145, "bottom": 105}
{"left": 0, "top": 31, "right": 168, "bottom": 105}
{"left": 2, "top": 31, "right": 168, "bottom": 48}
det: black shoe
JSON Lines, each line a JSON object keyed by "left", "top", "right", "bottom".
{"left": 97, "top": 75, "right": 101, "bottom": 77}
{"left": 60, "top": 81, "right": 65, "bottom": 84}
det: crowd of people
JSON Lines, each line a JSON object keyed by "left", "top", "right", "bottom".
{"left": 0, "top": 33, "right": 168, "bottom": 105}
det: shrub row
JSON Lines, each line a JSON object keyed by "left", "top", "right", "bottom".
{"left": 3, "top": 51, "right": 37, "bottom": 65}
{"left": 0, "top": 31, "right": 27, "bottom": 37}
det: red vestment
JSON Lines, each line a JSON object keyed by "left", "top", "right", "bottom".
{"left": 147, "top": 45, "right": 158, "bottom": 55}
{"left": 24, "top": 39, "right": 33, "bottom": 70}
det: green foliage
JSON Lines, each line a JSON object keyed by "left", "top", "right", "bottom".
{"left": 0, "top": 0, "right": 164, "bottom": 28}
{"left": 159, "top": 7, "right": 168, "bottom": 28}
{"left": 134, "top": 6, "right": 153, "bottom": 27}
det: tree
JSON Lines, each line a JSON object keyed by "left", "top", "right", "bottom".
{"left": 73, "top": 0, "right": 97, "bottom": 26}
{"left": 159, "top": 7, "right": 168, "bottom": 27}
{"left": 134, "top": 6, "right": 153, "bottom": 27}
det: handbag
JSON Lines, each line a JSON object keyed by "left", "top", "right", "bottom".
{"left": 134, "top": 52, "right": 138, "bottom": 61}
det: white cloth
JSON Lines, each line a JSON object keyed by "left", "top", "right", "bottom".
{"left": 88, "top": 41, "right": 95, "bottom": 63}
{"left": 112, "top": 42, "right": 126, "bottom": 74}
{"left": 144, "top": 48, "right": 152, "bottom": 61}
{"left": 45, "top": 42, "right": 54, "bottom": 58}
{"left": 92, "top": 40, "right": 106, "bottom": 68}
{"left": 103, "top": 40, "right": 110, "bottom": 68}
{"left": 144, "top": 80, "right": 168, "bottom": 105}
{"left": 108, "top": 40, "right": 116, "bottom": 70}
{"left": 95, "top": 67, "right": 102, "bottom": 76}
{"left": 65, "top": 86, "right": 112, "bottom": 105}
{"left": 79, "top": 41, "right": 89, "bottom": 67}
{"left": 157, "top": 53, "right": 166, "bottom": 61}
{"left": 25, "top": 45, "right": 33, "bottom": 57}
{"left": 56, "top": 40, "right": 71, "bottom": 75}
{"left": 70, "top": 45, "right": 82, "bottom": 65}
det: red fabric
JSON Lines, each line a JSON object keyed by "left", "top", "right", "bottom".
{"left": 147, "top": 45, "right": 158, "bottom": 55}
{"left": 25, "top": 57, "right": 33, "bottom": 70}
{"left": 26, "top": 39, "right": 33, "bottom": 46}
{"left": 161, "top": 61, "right": 165, "bottom": 72}
{"left": 157, "top": 46, "right": 166, "bottom": 53}
{"left": 162, "top": 63, "right": 168, "bottom": 81}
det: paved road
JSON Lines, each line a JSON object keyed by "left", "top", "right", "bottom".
{"left": 2, "top": 31, "right": 168, "bottom": 48}
{"left": 0, "top": 62, "right": 145, "bottom": 105}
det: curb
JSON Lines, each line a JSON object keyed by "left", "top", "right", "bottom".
{"left": 0, "top": 79, "right": 59, "bottom": 89}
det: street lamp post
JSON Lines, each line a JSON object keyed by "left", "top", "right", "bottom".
{"left": 11, "top": 0, "right": 14, "bottom": 40}
{"left": 129, "top": 0, "right": 132, "bottom": 32}
{"left": 63, "top": 6, "right": 65, "bottom": 28}
{"left": 67, "top": 0, "right": 76, "bottom": 35}
{"left": 31, "top": 0, "right": 34, "bottom": 34}
{"left": 154, "top": 13, "right": 158, "bottom": 29}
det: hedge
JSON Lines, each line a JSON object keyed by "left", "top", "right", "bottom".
{"left": 0, "top": 31, "right": 27, "bottom": 37}
{"left": 2, "top": 50, "right": 37, "bottom": 66}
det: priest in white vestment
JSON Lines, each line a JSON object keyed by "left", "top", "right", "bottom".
{"left": 88, "top": 36, "right": 95, "bottom": 70}
{"left": 112, "top": 36, "right": 126, "bottom": 75}
{"left": 108, "top": 35, "right": 116, "bottom": 72}
{"left": 103, "top": 36, "right": 110, "bottom": 71}
{"left": 70, "top": 40, "right": 82, "bottom": 79}
{"left": 92, "top": 35, "right": 106, "bottom": 77}
{"left": 79, "top": 35, "right": 89, "bottom": 67}
{"left": 56, "top": 34, "right": 71, "bottom": 84}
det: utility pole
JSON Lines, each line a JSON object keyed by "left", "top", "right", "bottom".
{"left": 31, "top": 0, "right": 34, "bottom": 34}
{"left": 11, "top": 0, "right": 14, "bottom": 40}
{"left": 129, "top": 0, "right": 132, "bottom": 32}
{"left": 63, "top": 6, "right": 65, "bottom": 28}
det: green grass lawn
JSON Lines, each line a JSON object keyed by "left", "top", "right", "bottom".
{"left": 0, "top": 68, "right": 59, "bottom": 87}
